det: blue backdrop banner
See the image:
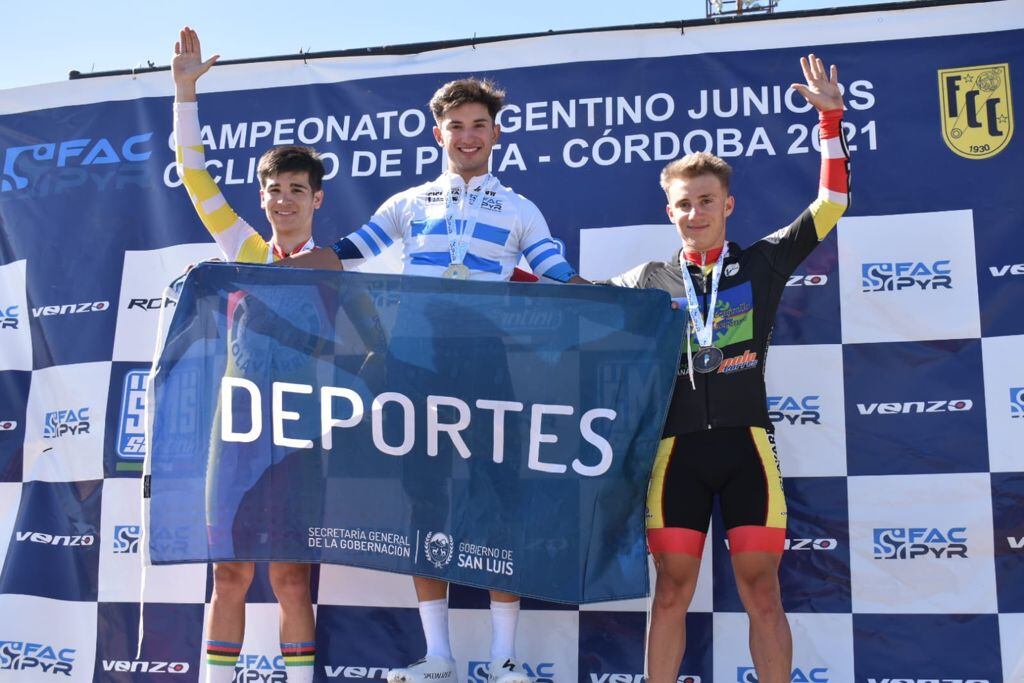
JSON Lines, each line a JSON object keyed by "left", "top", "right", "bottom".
{"left": 145, "top": 263, "right": 684, "bottom": 604}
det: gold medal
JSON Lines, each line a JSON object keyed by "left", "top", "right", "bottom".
{"left": 442, "top": 264, "right": 471, "bottom": 280}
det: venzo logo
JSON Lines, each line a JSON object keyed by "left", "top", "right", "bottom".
{"left": 938, "top": 63, "right": 1013, "bottom": 159}
{"left": 16, "top": 531, "right": 95, "bottom": 546}
{"left": 857, "top": 399, "right": 972, "bottom": 415}
{"left": 101, "top": 660, "right": 189, "bottom": 674}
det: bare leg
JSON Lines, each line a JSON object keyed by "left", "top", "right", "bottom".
{"left": 208, "top": 561, "right": 255, "bottom": 643}
{"left": 731, "top": 552, "right": 791, "bottom": 683}
{"left": 646, "top": 552, "right": 701, "bottom": 683}
{"left": 413, "top": 575, "right": 449, "bottom": 601}
{"left": 269, "top": 562, "right": 315, "bottom": 642}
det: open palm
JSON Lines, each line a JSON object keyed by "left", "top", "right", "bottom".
{"left": 172, "top": 27, "right": 219, "bottom": 86}
{"left": 791, "top": 53, "right": 843, "bottom": 112}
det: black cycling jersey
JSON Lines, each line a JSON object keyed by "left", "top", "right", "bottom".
{"left": 609, "top": 204, "right": 839, "bottom": 437}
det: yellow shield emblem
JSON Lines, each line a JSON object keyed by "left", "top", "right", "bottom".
{"left": 938, "top": 63, "right": 1014, "bottom": 159}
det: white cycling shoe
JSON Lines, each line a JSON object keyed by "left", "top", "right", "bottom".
{"left": 487, "top": 658, "right": 533, "bottom": 683}
{"left": 386, "top": 655, "right": 456, "bottom": 683}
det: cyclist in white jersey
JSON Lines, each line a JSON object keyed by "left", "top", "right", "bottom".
{"left": 285, "top": 77, "right": 585, "bottom": 683}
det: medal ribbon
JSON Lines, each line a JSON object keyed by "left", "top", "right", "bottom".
{"left": 443, "top": 174, "right": 496, "bottom": 268}
{"left": 679, "top": 244, "right": 728, "bottom": 349}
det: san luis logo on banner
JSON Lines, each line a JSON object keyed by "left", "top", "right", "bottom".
{"left": 938, "top": 63, "right": 1014, "bottom": 159}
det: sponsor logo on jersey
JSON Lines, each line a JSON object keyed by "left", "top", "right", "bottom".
{"left": 1010, "top": 387, "right": 1024, "bottom": 418}
{"left": 1, "top": 132, "right": 154, "bottom": 193}
{"left": 100, "top": 660, "right": 189, "bottom": 674}
{"left": 873, "top": 527, "right": 967, "bottom": 559}
{"left": 738, "top": 668, "right": 828, "bottom": 683}
{"left": 30, "top": 300, "right": 110, "bottom": 317}
{"left": 469, "top": 661, "right": 555, "bottom": 683}
{"left": 688, "top": 282, "right": 753, "bottom": 349}
{"left": 0, "top": 304, "right": 19, "bottom": 329}
{"left": 856, "top": 399, "right": 972, "bottom": 415}
{"left": 42, "top": 407, "right": 91, "bottom": 438}
{"left": 938, "top": 62, "right": 1013, "bottom": 159}
{"left": 717, "top": 350, "right": 758, "bottom": 374}
{"left": 112, "top": 525, "right": 141, "bottom": 554}
{"left": 767, "top": 395, "right": 821, "bottom": 425}
{"left": 117, "top": 370, "right": 149, "bottom": 468}
{"left": 861, "top": 261, "right": 951, "bottom": 292}
{"left": 0, "top": 640, "right": 76, "bottom": 675}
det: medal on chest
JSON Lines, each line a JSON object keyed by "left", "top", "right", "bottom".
{"left": 680, "top": 246, "right": 728, "bottom": 374}
{"left": 442, "top": 175, "right": 496, "bottom": 279}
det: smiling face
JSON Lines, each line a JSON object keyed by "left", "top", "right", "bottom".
{"left": 665, "top": 173, "right": 735, "bottom": 255}
{"left": 433, "top": 101, "right": 500, "bottom": 182}
{"left": 259, "top": 170, "right": 323, "bottom": 242}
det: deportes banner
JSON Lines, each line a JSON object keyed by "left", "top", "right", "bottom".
{"left": 1, "top": 1, "right": 1023, "bottom": 681}
{"left": 145, "top": 263, "right": 683, "bottom": 603}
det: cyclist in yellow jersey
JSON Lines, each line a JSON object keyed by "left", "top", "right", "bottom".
{"left": 172, "top": 26, "right": 320, "bottom": 683}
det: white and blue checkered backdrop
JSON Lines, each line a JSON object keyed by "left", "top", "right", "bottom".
{"left": 1, "top": 1, "right": 1023, "bottom": 680}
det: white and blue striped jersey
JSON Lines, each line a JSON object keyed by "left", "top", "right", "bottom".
{"left": 330, "top": 172, "right": 576, "bottom": 282}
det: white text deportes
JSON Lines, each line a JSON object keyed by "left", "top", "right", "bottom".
{"left": 221, "top": 379, "right": 617, "bottom": 477}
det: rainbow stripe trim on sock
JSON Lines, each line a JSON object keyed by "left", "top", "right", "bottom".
{"left": 206, "top": 640, "right": 241, "bottom": 667}
{"left": 281, "top": 641, "right": 316, "bottom": 667}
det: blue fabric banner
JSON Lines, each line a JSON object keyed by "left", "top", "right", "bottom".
{"left": 146, "top": 263, "right": 684, "bottom": 604}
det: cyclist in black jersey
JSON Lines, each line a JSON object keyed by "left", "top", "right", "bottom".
{"left": 606, "top": 54, "right": 849, "bottom": 683}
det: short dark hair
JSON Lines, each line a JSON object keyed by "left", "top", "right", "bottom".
{"left": 257, "top": 145, "right": 325, "bottom": 192}
{"left": 660, "top": 152, "right": 733, "bottom": 194}
{"left": 429, "top": 78, "right": 506, "bottom": 122}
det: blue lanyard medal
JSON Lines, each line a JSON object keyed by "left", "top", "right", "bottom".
{"left": 679, "top": 247, "right": 726, "bottom": 374}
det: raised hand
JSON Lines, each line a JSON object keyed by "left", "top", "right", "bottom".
{"left": 791, "top": 53, "right": 843, "bottom": 112}
{"left": 172, "top": 26, "right": 219, "bottom": 100}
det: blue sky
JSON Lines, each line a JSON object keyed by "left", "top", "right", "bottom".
{"left": 0, "top": 0, "right": 900, "bottom": 90}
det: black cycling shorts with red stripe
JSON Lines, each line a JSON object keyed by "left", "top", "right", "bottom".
{"left": 646, "top": 426, "right": 786, "bottom": 557}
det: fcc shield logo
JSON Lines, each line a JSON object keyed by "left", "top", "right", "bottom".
{"left": 938, "top": 63, "right": 1014, "bottom": 159}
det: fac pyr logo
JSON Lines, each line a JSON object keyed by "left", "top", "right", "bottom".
{"left": 1011, "top": 387, "right": 1024, "bottom": 418}
{"left": 938, "top": 63, "right": 1014, "bottom": 159}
